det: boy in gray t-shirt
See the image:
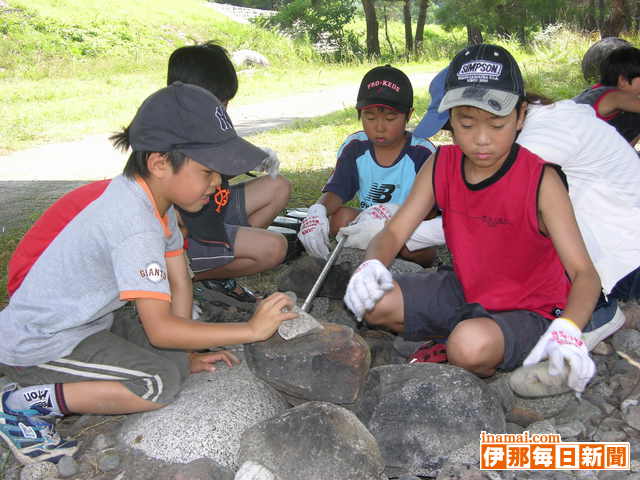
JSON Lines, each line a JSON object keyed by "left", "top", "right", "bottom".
{"left": 0, "top": 82, "right": 297, "bottom": 465}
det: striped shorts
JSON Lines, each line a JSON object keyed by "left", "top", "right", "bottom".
{"left": 0, "top": 311, "right": 190, "bottom": 404}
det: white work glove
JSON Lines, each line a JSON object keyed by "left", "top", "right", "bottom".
{"left": 336, "top": 203, "right": 400, "bottom": 250}
{"left": 405, "top": 217, "right": 445, "bottom": 251}
{"left": 344, "top": 259, "right": 394, "bottom": 321}
{"left": 523, "top": 317, "right": 595, "bottom": 394}
{"left": 256, "top": 147, "right": 280, "bottom": 179}
{"left": 298, "top": 204, "right": 330, "bottom": 259}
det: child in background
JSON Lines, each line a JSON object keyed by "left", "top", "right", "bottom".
{"left": 573, "top": 46, "right": 640, "bottom": 146}
{"left": 168, "top": 43, "right": 291, "bottom": 303}
{"left": 298, "top": 65, "right": 437, "bottom": 267}
{"left": 0, "top": 83, "right": 296, "bottom": 465}
{"left": 344, "top": 44, "right": 608, "bottom": 395}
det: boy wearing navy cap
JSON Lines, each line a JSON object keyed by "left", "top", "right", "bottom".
{"left": 344, "top": 44, "right": 603, "bottom": 395}
{"left": 298, "top": 65, "right": 437, "bottom": 266}
{"left": 0, "top": 82, "right": 297, "bottom": 465}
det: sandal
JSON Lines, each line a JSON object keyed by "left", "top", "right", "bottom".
{"left": 408, "top": 341, "right": 448, "bottom": 364}
{"left": 200, "top": 279, "right": 262, "bottom": 303}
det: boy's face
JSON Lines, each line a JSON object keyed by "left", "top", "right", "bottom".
{"left": 167, "top": 157, "right": 221, "bottom": 212}
{"left": 619, "top": 75, "right": 640, "bottom": 96}
{"left": 361, "top": 106, "right": 409, "bottom": 149}
{"left": 450, "top": 104, "right": 525, "bottom": 170}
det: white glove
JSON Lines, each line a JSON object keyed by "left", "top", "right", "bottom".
{"left": 355, "top": 203, "right": 400, "bottom": 223}
{"left": 523, "top": 317, "right": 595, "bottom": 393}
{"left": 298, "top": 204, "right": 330, "bottom": 259}
{"left": 344, "top": 259, "right": 394, "bottom": 321}
{"left": 337, "top": 219, "right": 385, "bottom": 250}
{"left": 256, "top": 147, "right": 280, "bottom": 179}
{"left": 336, "top": 203, "right": 400, "bottom": 250}
{"left": 405, "top": 217, "right": 445, "bottom": 251}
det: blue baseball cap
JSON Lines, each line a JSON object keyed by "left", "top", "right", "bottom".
{"left": 413, "top": 67, "right": 449, "bottom": 139}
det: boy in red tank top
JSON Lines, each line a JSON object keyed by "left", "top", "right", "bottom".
{"left": 344, "top": 44, "right": 602, "bottom": 395}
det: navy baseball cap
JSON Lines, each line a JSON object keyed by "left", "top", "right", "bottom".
{"left": 438, "top": 44, "right": 525, "bottom": 116}
{"left": 127, "top": 82, "right": 266, "bottom": 176}
{"left": 356, "top": 65, "right": 413, "bottom": 113}
{"left": 413, "top": 66, "right": 449, "bottom": 138}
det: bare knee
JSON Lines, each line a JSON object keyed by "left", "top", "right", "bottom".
{"left": 263, "top": 232, "right": 287, "bottom": 268}
{"left": 272, "top": 175, "right": 291, "bottom": 208}
{"left": 447, "top": 319, "right": 502, "bottom": 376}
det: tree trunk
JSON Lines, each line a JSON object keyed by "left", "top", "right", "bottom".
{"left": 403, "top": 0, "right": 413, "bottom": 56}
{"left": 362, "top": 0, "right": 381, "bottom": 58}
{"left": 601, "top": 0, "right": 627, "bottom": 38}
{"left": 583, "top": 0, "right": 597, "bottom": 31}
{"left": 414, "top": 0, "right": 429, "bottom": 53}
{"left": 467, "top": 25, "right": 483, "bottom": 45}
{"left": 598, "top": 0, "right": 605, "bottom": 30}
{"left": 383, "top": 4, "right": 396, "bottom": 56}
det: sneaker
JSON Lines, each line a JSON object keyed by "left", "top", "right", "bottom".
{"left": 200, "top": 279, "right": 260, "bottom": 303}
{"left": 408, "top": 341, "right": 448, "bottom": 364}
{"left": 0, "top": 384, "right": 78, "bottom": 465}
{"left": 583, "top": 305, "right": 626, "bottom": 350}
{"left": 509, "top": 306, "right": 626, "bottom": 398}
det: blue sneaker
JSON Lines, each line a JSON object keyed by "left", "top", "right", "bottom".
{"left": 0, "top": 384, "right": 78, "bottom": 465}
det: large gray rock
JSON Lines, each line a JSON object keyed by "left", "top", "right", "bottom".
{"left": 582, "top": 37, "right": 632, "bottom": 82}
{"left": 611, "top": 328, "right": 640, "bottom": 363}
{"left": 120, "top": 352, "right": 288, "bottom": 469}
{"left": 354, "top": 364, "right": 506, "bottom": 477}
{"left": 245, "top": 322, "right": 370, "bottom": 405}
{"left": 237, "top": 402, "right": 385, "bottom": 480}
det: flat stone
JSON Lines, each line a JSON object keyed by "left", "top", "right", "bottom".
{"left": 238, "top": 402, "right": 385, "bottom": 480}
{"left": 245, "top": 322, "right": 370, "bottom": 404}
{"left": 120, "top": 352, "right": 288, "bottom": 469}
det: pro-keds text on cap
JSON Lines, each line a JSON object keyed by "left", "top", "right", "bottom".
{"left": 356, "top": 65, "right": 413, "bottom": 113}
{"left": 438, "top": 44, "right": 525, "bottom": 116}
{"left": 128, "top": 81, "right": 266, "bottom": 176}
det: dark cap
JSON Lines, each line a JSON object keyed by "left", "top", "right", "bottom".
{"left": 438, "top": 44, "right": 525, "bottom": 116}
{"left": 356, "top": 65, "right": 413, "bottom": 113}
{"left": 128, "top": 82, "right": 266, "bottom": 176}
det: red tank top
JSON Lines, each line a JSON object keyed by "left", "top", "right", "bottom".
{"left": 433, "top": 144, "right": 570, "bottom": 319}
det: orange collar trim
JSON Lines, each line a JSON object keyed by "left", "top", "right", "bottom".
{"left": 134, "top": 175, "right": 172, "bottom": 237}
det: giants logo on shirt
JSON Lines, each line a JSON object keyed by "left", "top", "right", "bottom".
{"left": 139, "top": 262, "right": 167, "bottom": 283}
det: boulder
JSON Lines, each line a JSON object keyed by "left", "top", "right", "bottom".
{"left": 232, "top": 50, "right": 270, "bottom": 68}
{"left": 354, "top": 363, "right": 506, "bottom": 478}
{"left": 581, "top": 37, "right": 631, "bottom": 82}
{"left": 237, "top": 402, "right": 386, "bottom": 480}
{"left": 245, "top": 323, "right": 370, "bottom": 405}
{"left": 120, "top": 352, "right": 288, "bottom": 469}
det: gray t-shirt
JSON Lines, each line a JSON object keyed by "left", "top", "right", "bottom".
{"left": 0, "top": 175, "right": 183, "bottom": 366}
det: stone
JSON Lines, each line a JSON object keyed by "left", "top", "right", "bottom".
{"left": 245, "top": 322, "right": 370, "bottom": 405}
{"left": 486, "top": 374, "right": 516, "bottom": 413}
{"left": 56, "top": 455, "right": 80, "bottom": 478}
{"left": 526, "top": 419, "right": 557, "bottom": 435}
{"left": 354, "top": 363, "right": 505, "bottom": 478}
{"left": 234, "top": 461, "right": 276, "bottom": 480}
{"left": 435, "top": 462, "right": 485, "bottom": 480}
{"left": 510, "top": 390, "right": 574, "bottom": 424}
{"left": 172, "top": 457, "right": 234, "bottom": 480}
{"left": 91, "top": 433, "right": 117, "bottom": 452}
{"left": 277, "top": 255, "right": 352, "bottom": 300}
{"left": 19, "top": 461, "right": 58, "bottom": 480}
{"left": 98, "top": 452, "right": 121, "bottom": 472}
{"left": 277, "top": 292, "right": 324, "bottom": 340}
{"left": 581, "top": 37, "right": 632, "bottom": 82}
{"left": 359, "top": 329, "right": 406, "bottom": 368}
{"left": 611, "top": 328, "right": 640, "bottom": 364}
{"left": 120, "top": 352, "right": 288, "bottom": 469}
{"left": 231, "top": 50, "right": 270, "bottom": 68}
{"left": 237, "top": 402, "right": 385, "bottom": 480}
{"left": 555, "top": 419, "right": 585, "bottom": 438}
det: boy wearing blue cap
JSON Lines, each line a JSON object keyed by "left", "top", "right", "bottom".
{"left": 0, "top": 82, "right": 297, "bottom": 465}
{"left": 344, "top": 44, "right": 605, "bottom": 395}
{"left": 298, "top": 65, "right": 437, "bottom": 266}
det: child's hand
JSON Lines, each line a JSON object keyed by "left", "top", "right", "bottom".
{"left": 298, "top": 204, "right": 330, "bottom": 259}
{"left": 189, "top": 350, "right": 240, "bottom": 374}
{"left": 344, "top": 259, "right": 394, "bottom": 321}
{"left": 248, "top": 292, "right": 298, "bottom": 342}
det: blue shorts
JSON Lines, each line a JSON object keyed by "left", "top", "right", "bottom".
{"left": 187, "top": 184, "right": 249, "bottom": 273}
{"left": 396, "top": 269, "right": 618, "bottom": 371}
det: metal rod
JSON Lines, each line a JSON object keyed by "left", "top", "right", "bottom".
{"left": 301, "top": 235, "right": 347, "bottom": 312}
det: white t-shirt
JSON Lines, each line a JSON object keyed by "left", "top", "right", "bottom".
{"left": 517, "top": 100, "right": 640, "bottom": 293}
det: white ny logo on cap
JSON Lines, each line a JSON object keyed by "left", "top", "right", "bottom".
{"left": 214, "top": 106, "right": 232, "bottom": 131}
